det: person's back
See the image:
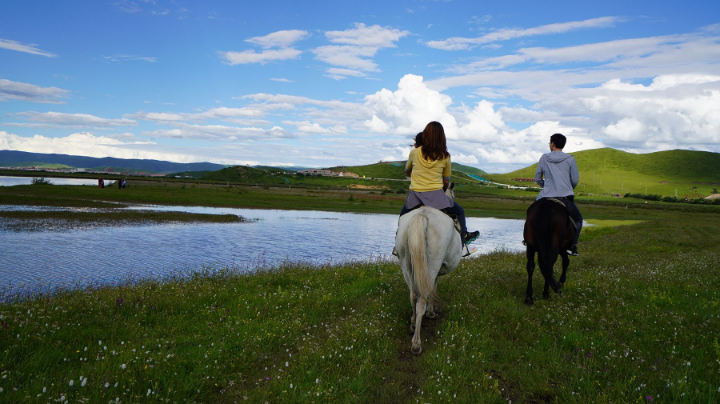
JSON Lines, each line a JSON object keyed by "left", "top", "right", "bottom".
{"left": 535, "top": 150, "right": 578, "bottom": 200}
{"left": 534, "top": 133, "right": 582, "bottom": 256}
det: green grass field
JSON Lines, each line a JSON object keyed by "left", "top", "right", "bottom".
{"left": 0, "top": 203, "right": 718, "bottom": 403}
{"left": 489, "top": 148, "right": 720, "bottom": 198}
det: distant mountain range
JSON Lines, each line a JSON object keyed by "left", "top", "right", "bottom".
{"left": 0, "top": 150, "right": 227, "bottom": 174}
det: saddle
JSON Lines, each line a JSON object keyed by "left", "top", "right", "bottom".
{"left": 442, "top": 210, "right": 473, "bottom": 257}
{"left": 545, "top": 197, "right": 577, "bottom": 229}
{"left": 392, "top": 207, "right": 473, "bottom": 257}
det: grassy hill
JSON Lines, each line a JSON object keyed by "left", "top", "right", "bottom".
{"left": 326, "top": 161, "right": 488, "bottom": 180}
{"left": 488, "top": 148, "right": 720, "bottom": 197}
{"left": 202, "top": 166, "right": 289, "bottom": 185}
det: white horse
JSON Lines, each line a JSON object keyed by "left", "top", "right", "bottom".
{"left": 395, "top": 183, "right": 462, "bottom": 355}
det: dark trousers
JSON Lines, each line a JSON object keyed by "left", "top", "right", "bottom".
{"left": 560, "top": 198, "right": 582, "bottom": 245}
{"left": 400, "top": 202, "right": 467, "bottom": 240}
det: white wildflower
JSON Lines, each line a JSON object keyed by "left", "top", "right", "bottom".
{"left": 69, "top": 380, "right": 74, "bottom": 387}
{"left": 121, "top": 364, "right": 126, "bottom": 369}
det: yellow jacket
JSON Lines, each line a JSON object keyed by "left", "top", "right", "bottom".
{"left": 406, "top": 147, "right": 451, "bottom": 192}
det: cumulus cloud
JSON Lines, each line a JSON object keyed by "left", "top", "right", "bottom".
{"left": 536, "top": 74, "right": 720, "bottom": 148}
{"left": 0, "top": 79, "right": 69, "bottom": 104}
{"left": 0, "top": 37, "right": 56, "bottom": 57}
{"left": 6, "top": 111, "right": 136, "bottom": 128}
{"left": 363, "top": 74, "right": 458, "bottom": 135}
{"left": 426, "top": 16, "right": 620, "bottom": 50}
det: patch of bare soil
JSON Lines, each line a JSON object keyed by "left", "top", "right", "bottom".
{"left": 367, "top": 310, "right": 445, "bottom": 404}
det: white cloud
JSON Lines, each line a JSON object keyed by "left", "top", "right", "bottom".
{"left": 426, "top": 16, "right": 620, "bottom": 50}
{"left": 455, "top": 100, "right": 506, "bottom": 142}
{"left": 282, "top": 120, "right": 331, "bottom": 134}
{"left": 220, "top": 29, "right": 309, "bottom": 66}
{"left": 313, "top": 45, "right": 380, "bottom": 71}
{"left": 325, "top": 68, "right": 367, "bottom": 80}
{"left": 219, "top": 48, "right": 302, "bottom": 65}
{"left": 7, "top": 111, "right": 136, "bottom": 128}
{"left": 536, "top": 74, "right": 720, "bottom": 148}
{"left": 143, "top": 123, "right": 294, "bottom": 141}
{"left": 245, "top": 30, "right": 309, "bottom": 48}
{"left": 325, "top": 23, "right": 409, "bottom": 47}
{"left": 128, "top": 105, "right": 292, "bottom": 123}
{"left": 313, "top": 23, "right": 409, "bottom": 78}
{"left": 453, "top": 153, "right": 478, "bottom": 164}
{"left": 102, "top": 54, "right": 157, "bottom": 63}
{"left": 0, "top": 37, "right": 56, "bottom": 57}
{"left": 270, "top": 78, "right": 292, "bottom": 82}
{"left": 0, "top": 130, "right": 198, "bottom": 162}
{"left": 363, "top": 74, "right": 458, "bottom": 135}
{"left": 0, "top": 79, "right": 69, "bottom": 104}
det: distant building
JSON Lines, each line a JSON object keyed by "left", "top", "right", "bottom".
{"left": 299, "top": 169, "right": 335, "bottom": 176}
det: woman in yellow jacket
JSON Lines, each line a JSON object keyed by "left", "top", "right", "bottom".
{"left": 401, "top": 121, "right": 479, "bottom": 245}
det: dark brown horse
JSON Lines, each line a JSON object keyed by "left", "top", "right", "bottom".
{"left": 522, "top": 198, "right": 576, "bottom": 305}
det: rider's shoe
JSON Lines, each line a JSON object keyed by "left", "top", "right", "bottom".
{"left": 567, "top": 244, "right": 579, "bottom": 256}
{"left": 464, "top": 230, "right": 480, "bottom": 245}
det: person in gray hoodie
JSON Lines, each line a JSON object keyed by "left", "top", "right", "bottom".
{"left": 534, "top": 133, "right": 582, "bottom": 256}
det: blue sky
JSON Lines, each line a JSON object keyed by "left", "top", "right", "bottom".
{"left": 1, "top": 0, "right": 719, "bottom": 172}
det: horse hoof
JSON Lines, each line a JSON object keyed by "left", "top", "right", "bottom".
{"left": 524, "top": 297, "right": 534, "bottom": 305}
{"left": 543, "top": 292, "right": 550, "bottom": 299}
{"left": 411, "top": 345, "right": 422, "bottom": 355}
{"left": 557, "top": 282, "right": 564, "bottom": 290}
{"left": 426, "top": 312, "right": 436, "bottom": 319}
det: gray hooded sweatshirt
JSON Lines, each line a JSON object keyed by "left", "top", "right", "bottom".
{"left": 534, "top": 151, "right": 579, "bottom": 200}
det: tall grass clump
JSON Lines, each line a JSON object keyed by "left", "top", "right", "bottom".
{"left": 31, "top": 177, "right": 52, "bottom": 185}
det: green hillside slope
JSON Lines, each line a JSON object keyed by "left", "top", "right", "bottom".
{"left": 328, "top": 162, "right": 406, "bottom": 179}
{"left": 202, "top": 166, "right": 288, "bottom": 185}
{"left": 488, "top": 148, "right": 720, "bottom": 197}
{"left": 327, "top": 161, "right": 488, "bottom": 180}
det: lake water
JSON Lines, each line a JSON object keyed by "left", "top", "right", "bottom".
{"left": 0, "top": 176, "right": 102, "bottom": 187}
{"left": 0, "top": 205, "right": 525, "bottom": 296}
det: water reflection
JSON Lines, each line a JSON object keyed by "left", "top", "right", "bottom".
{"left": 0, "top": 205, "right": 525, "bottom": 295}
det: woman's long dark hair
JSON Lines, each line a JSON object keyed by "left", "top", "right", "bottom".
{"left": 421, "top": 121, "right": 450, "bottom": 161}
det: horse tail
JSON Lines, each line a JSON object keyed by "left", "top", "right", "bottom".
{"left": 535, "top": 200, "right": 556, "bottom": 275}
{"left": 408, "top": 212, "right": 439, "bottom": 306}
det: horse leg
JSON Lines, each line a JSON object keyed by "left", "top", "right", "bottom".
{"left": 409, "top": 290, "right": 417, "bottom": 334}
{"left": 426, "top": 279, "right": 437, "bottom": 318}
{"left": 411, "top": 296, "right": 427, "bottom": 355}
{"left": 558, "top": 252, "right": 569, "bottom": 289}
{"left": 525, "top": 247, "right": 535, "bottom": 305}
